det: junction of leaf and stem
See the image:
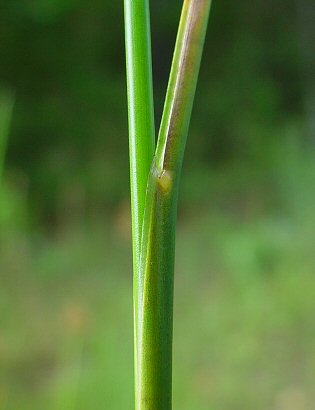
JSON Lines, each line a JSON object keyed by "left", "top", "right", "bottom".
{"left": 124, "top": 0, "right": 212, "bottom": 408}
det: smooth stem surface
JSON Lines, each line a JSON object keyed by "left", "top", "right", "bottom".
{"left": 137, "top": 1, "right": 212, "bottom": 408}
{"left": 124, "top": 0, "right": 155, "bottom": 398}
{"left": 124, "top": 0, "right": 155, "bottom": 269}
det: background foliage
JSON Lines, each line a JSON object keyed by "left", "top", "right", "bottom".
{"left": 1, "top": 0, "right": 315, "bottom": 409}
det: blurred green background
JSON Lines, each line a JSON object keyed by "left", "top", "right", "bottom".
{"left": 1, "top": 0, "right": 315, "bottom": 409}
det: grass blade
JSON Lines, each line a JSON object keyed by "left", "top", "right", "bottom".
{"left": 155, "top": 0, "right": 212, "bottom": 176}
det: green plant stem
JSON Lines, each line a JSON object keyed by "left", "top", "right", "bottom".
{"left": 124, "top": 0, "right": 155, "bottom": 399}
{"left": 124, "top": 0, "right": 155, "bottom": 270}
{"left": 137, "top": 1, "right": 212, "bottom": 409}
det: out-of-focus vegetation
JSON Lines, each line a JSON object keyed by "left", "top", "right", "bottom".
{"left": 0, "top": 0, "right": 314, "bottom": 409}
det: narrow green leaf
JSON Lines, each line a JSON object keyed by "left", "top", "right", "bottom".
{"left": 155, "top": 0, "right": 212, "bottom": 176}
